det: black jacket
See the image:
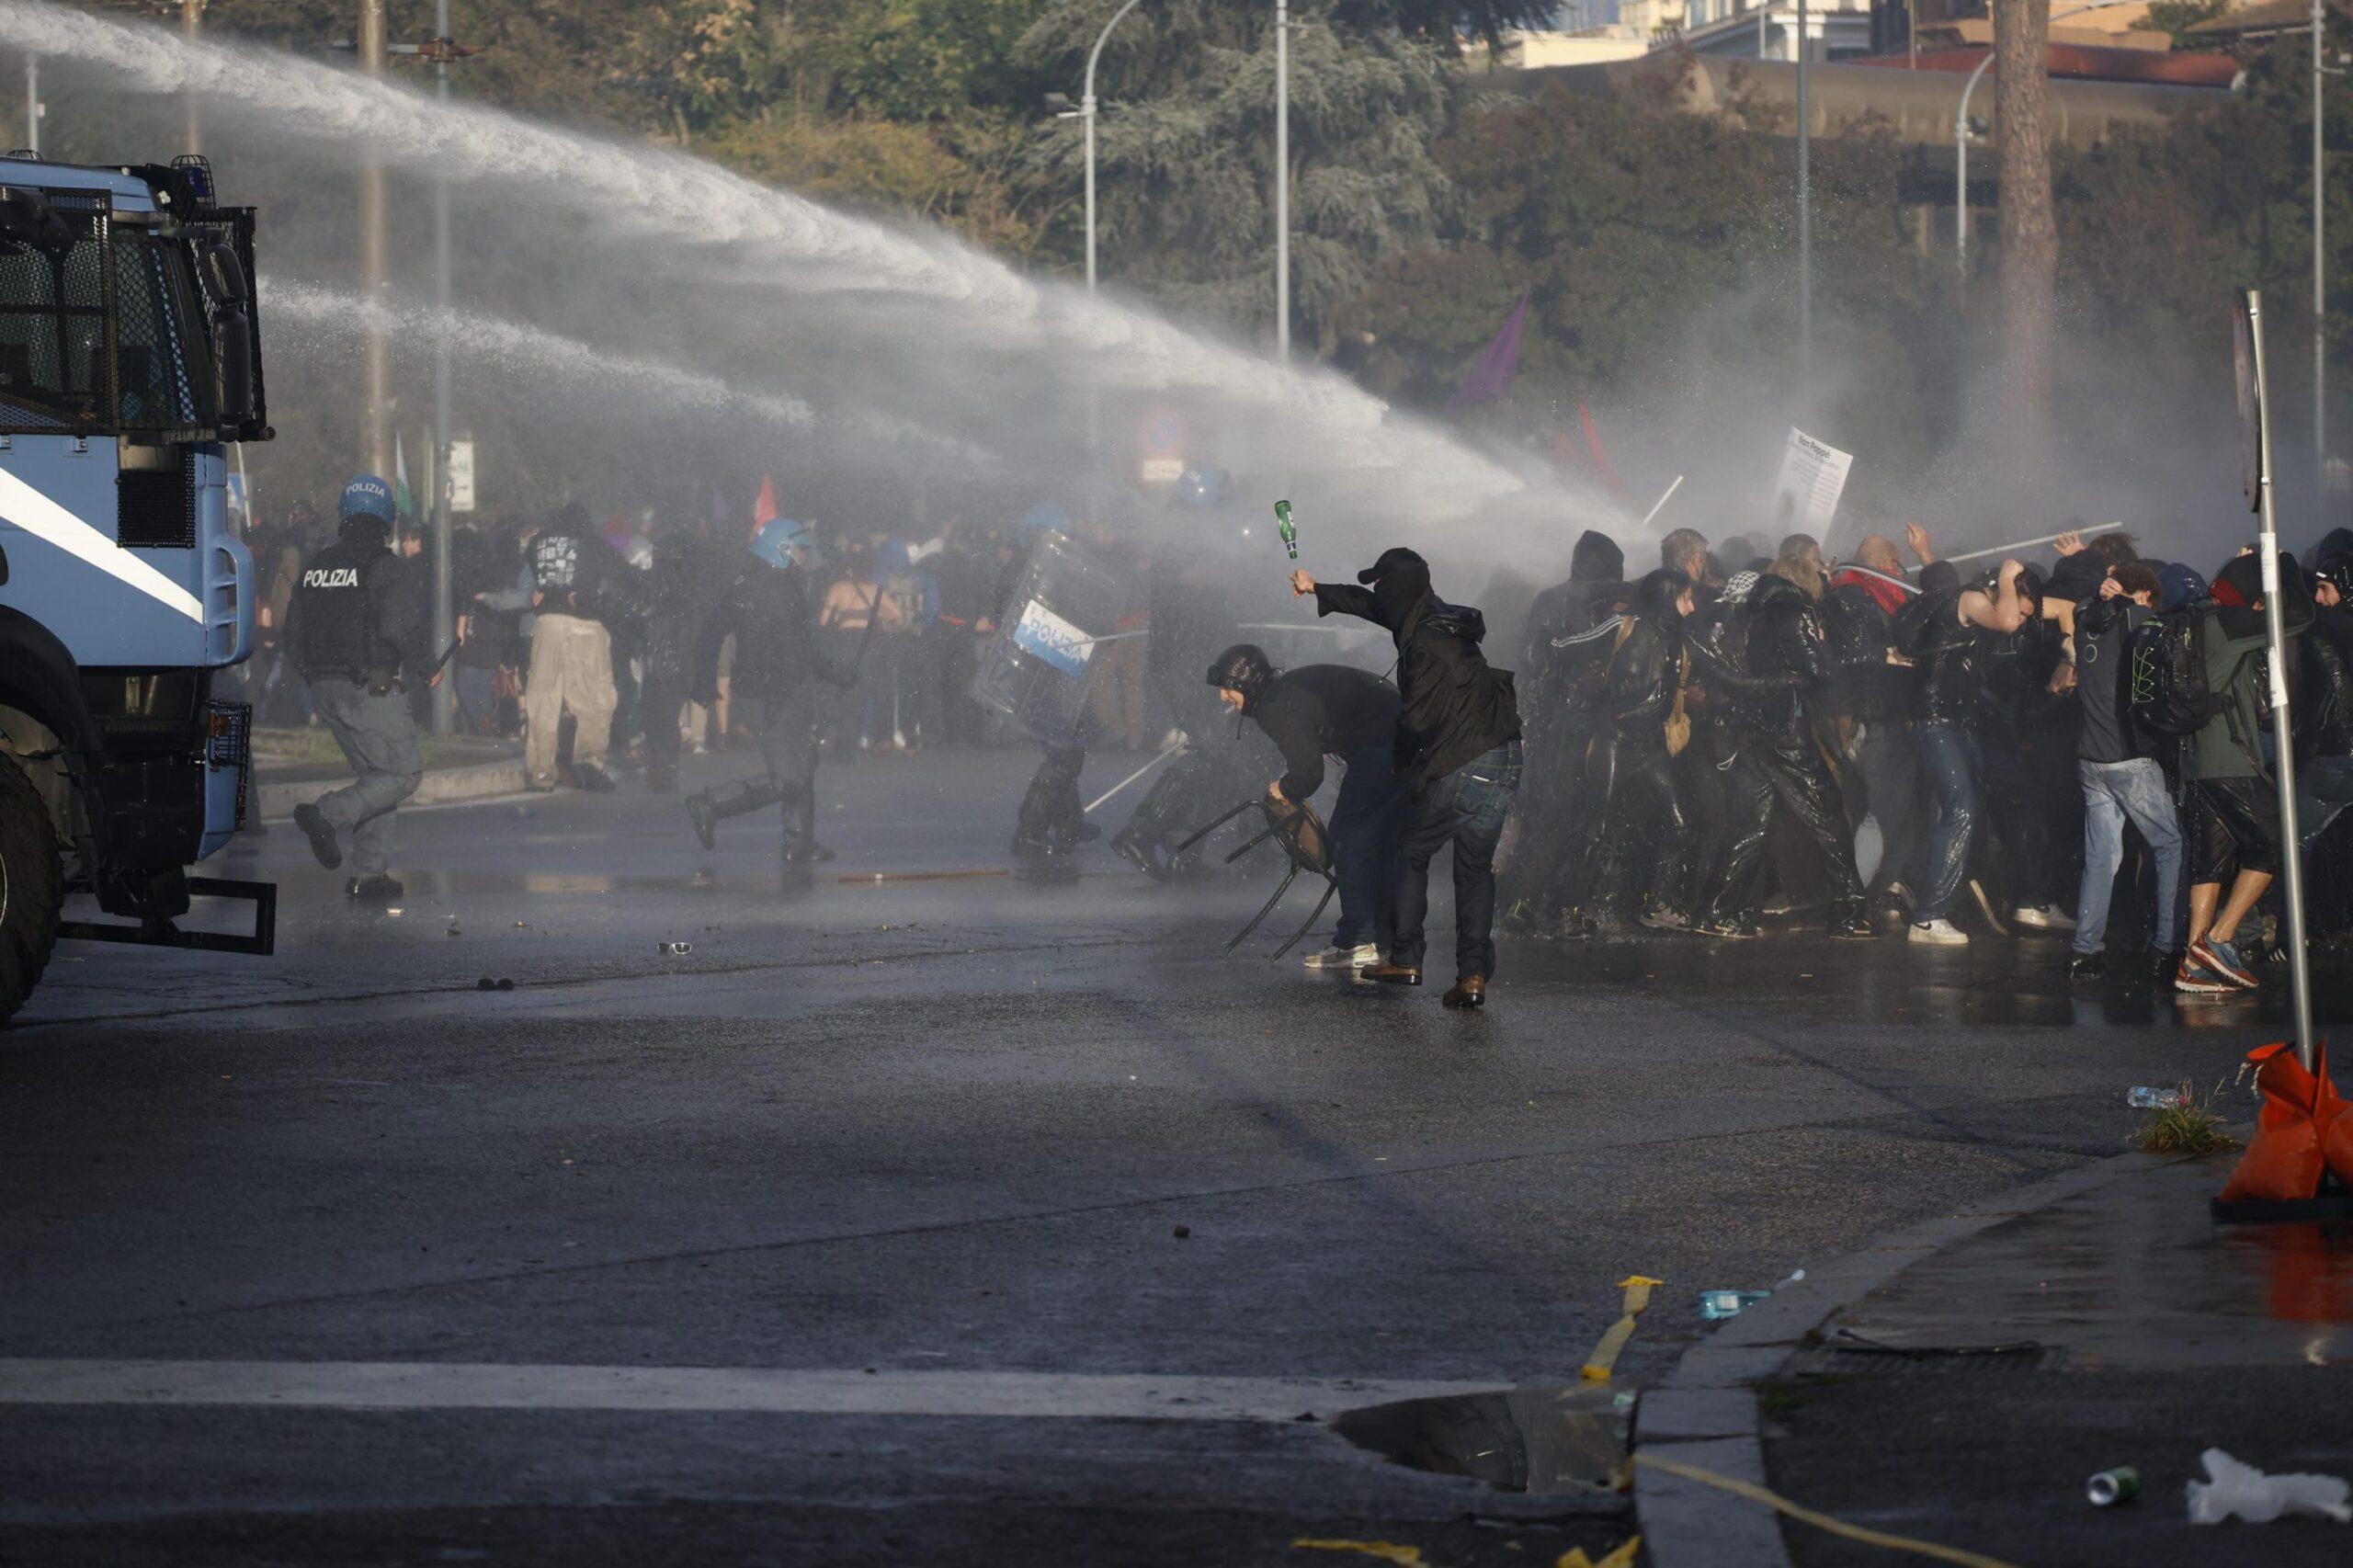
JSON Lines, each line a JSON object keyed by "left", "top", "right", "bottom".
{"left": 1682, "top": 596, "right": 1800, "bottom": 737}
{"left": 694, "top": 560, "right": 843, "bottom": 708}
{"left": 1820, "top": 581, "right": 1911, "bottom": 723}
{"left": 530, "top": 530, "right": 640, "bottom": 625}
{"left": 286, "top": 530, "right": 430, "bottom": 687}
{"left": 1743, "top": 574, "right": 1829, "bottom": 740}
{"left": 1314, "top": 559, "right": 1520, "bottom": 789}
{"left": 2302, "top": 604, "right": 2353, "bottom": 761}
{"left": 1251, "top": 664, "right": 1402, "bottom": 801}
{"left": 1898, "top": 585, "right": 1984, "bottom": 727}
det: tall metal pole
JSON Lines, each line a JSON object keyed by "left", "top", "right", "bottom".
{"left": 1797, "top": 0, "right": 1812, "bottom": 401}
{"left": 182, "top": 0, "right": 204, "bottom": 153}
{"left": 1274, "top": 0, "right": 1290, "bottom": 362}
{"left": 2315, "top": 0, "right": 2328, "bottom": 520}
{"left": 359, "top": 0, "right": 392, "bottom": 481}
{"left": 430, "top": 1, "right": 456, "bottom": 733}
{"left": 22, "top": 55, "right": 36, "bottom": 156}
{"left": 1082, "top": 0, "right": 1145, "bottom": 294}
{"left": 2245, "top": 290, "right": 2317, "bottom": 1069}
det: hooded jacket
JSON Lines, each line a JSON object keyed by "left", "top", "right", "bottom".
{"left": 1522, "top": 529, "right": 1626, "bottom": 669}
{"left": 1314, "top": 550, "right": 1521, "bottom": 788}
{"left": 1251, "top": 664, "right": 1403, "bottom": 802}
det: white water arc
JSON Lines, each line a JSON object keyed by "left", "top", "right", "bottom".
{"left": 0, "top": 0, "right": 1573, "bottom": 530}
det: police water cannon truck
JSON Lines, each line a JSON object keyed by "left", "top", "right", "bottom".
{"left": 0, "top": 153, "right": 275, "bottom": 1024}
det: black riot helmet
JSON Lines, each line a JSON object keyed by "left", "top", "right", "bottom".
{"left": 1206, "top": 642, "right": 1279, "bottom": 709}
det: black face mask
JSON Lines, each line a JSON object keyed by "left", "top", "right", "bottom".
{"left": 1371, "top": 559, "right": 1432, "bottom": 627}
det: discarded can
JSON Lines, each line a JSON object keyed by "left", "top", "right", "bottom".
{"left": 659, "top": 941, "right": 691, "bottom": 956}
{"left": 1698, "top": 1290, "right": 1770, "bottom": 1321}
{"left": 2127, "top": 1086, "right": 2187, "bottom": 1110}
{"left": 2086, "top": 1467, "right": 2141, "bottom": 1507}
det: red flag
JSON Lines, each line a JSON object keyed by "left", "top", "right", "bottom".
{"left": 752, "top": 474, "right": 779, "bottom": 536}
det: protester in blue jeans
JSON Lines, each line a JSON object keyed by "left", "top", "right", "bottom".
{"left": 1295, "top": 549, "right": 1523, "bottom": 1008}
{"left": 1896, "top": 557, "right": 2032, "bottom": 945}
{"left": 2066, "top": 564, "right": 2184, "bottom": 982}
{"left": 1205, "top": 645, "right": 1405, "bottom": 971}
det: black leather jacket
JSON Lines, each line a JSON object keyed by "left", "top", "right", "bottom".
{"left": 1899, "top": 586, "right": 1983, "bottom": 727}
{"left": 1743, "top": 575, "right": 1829, "bottom": 740}
{"left": 2302, "top": 605, "right": 2353, "bottom": 760}
{"left": 1683, "top": 594, "right": 1802, "bottom": 737}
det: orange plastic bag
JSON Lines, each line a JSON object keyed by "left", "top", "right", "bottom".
{"left": 2217, "top": 1042, "right": 2336, "bottom": 1203}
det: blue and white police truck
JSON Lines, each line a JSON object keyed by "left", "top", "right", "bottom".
{"left": 0, "top": 153, "right": 274, "bottom": 1024}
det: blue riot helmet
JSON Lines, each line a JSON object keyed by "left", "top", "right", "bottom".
{"left": 752, "top": 517, "right": 813, "bottom": 570}
{"left": 339, "top": 473, "right": 396, "bottom": 524}
{"left": 337, "top": 473, "right": 396, "bottom": 545}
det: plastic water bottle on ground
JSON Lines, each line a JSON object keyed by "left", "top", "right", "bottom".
{"left": 2127, "top": 1086, "right": 2188, "bottom": 1110}
{"left": 1698, "top": 1290, "right": 1770, "bottom": 1321}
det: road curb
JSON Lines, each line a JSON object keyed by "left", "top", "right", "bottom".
{"left": 255, "top": 760, "right": 527, "bottom": 823}
{"left": 1632, "top": 1148, "right": 2176, "bottom": 1568}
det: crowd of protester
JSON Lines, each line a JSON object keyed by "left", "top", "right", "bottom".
{"left": 1492, "top": 518, "right": 2353, "bottom": 993}
{"left": 238, "top": 494, "right": 1242, "bottom": 792}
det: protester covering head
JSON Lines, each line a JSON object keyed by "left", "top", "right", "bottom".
{"left": 1205, "top": 642, "right": 1278, "bottom": 710}
{"left": 2087, "top": 531, "right": 2140, "bottom": 568}
{"left": 2047, "top": 550, "right": 2109, "bottom": 606}
{"left": 2156, "top": 562, "right": 2208, "bottom": 612}
{"left": 2113, "top": 562, "right": 2162, "bottom": 603}
{"left": 1631, "top": 567, "right": 1692, "bottom": 626}
{"left": 1571, "top": 529, "right": 1625, "bottom": 583}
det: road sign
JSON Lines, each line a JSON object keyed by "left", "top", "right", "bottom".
{"left": 449, "top": 438, "right": 477, "bottom": 514}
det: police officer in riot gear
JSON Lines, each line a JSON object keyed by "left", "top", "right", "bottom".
{"left": 685, "top": 518, "right": 852, "bottom": 883}
{"left": 1206, "top": 644, "right": 1406, "bottom": 971}
{"left": 285, "top": 475, "right": 438, "bottom": 902}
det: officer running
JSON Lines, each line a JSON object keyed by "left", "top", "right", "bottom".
{"left": 286, "top": 475, "right": 439, "bottom": 903}
{"left": 684, "top": 518, "right": 853, "bottom": 883}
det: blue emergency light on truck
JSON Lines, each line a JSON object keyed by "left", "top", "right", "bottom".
{"left": 0, "top": 153, "right": 275, "bottom": 1024}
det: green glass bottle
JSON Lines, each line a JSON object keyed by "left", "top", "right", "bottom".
{"left": 1275, "top": 499, "right": 1298, "bottom": 561}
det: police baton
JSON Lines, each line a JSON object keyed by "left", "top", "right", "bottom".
{"left": 424, "top": 638, "right": 463, "bottom": 681}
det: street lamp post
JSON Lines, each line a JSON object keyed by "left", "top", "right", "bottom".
{"left": 1081, "top": 0, "right": 1145, "bottom": 294}
{"left": 1797, "top": 0, "right": 1811, "bottom": 401}
{"left": 2314, "top": 0, "right": 2329, "bottom": 517}
{"left": 22, "top": 55, "right": 36, "bottom": 155}
{"left": 430, "top": 0, "right": 455, "bottom": 733}
{"left": 1275, "top": 0, "right": 1290, "bottom": 362}
{"left": 1955, "top": 0, "right": 2137, "bottom": 277}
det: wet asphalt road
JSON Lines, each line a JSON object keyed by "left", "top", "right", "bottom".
{"left": 1, "top": 746, "right": 2333, "bottom": 1564}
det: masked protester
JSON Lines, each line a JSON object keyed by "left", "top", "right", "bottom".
{"left": 1553, "top": 568, "right": 1697, "bottom": 935}
{"left": 685, "top": 518, "right": 853, "bottom": 883}
{"left": 1205, "top": 644, "right": 1406, "bottom": 971}
{"left": 1294, "top": 549, "right": 1522, "bottom": 1008}
{"left": 1680, "top": 572, "right": 1807, "bottom": 937}
{"left": 285, "top": 475, "right": 438, "bottom": 902}
{"left": 1502, "top": 529, "right": 1627, "bottom": 931}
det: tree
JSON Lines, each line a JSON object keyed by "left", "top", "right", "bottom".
{"left": 1014, "top": 0, "right": 1459, "bottom": 351}
{"left": 1993, "top": 0, "right": 2057, "bottom": 484}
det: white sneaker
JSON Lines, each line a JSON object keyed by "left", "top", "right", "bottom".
{"left": 1909, "top": 918, "right": 1970, "bottom": 947}
{"left": 2011, "top": 904, "right": 2077, "bottom": 931}
{"left": 1303, "top": 942, "right": 1381, "bottom": 971}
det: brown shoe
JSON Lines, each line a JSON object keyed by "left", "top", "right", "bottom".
{"left": 1442, "top": 975, "right": 1487, "bottom": 1009}
{"left": 1359, "top": 962, "right": 1423, "bottom": 986}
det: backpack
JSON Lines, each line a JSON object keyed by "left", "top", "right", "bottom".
{"left": 2128, "top": 605, "right": 2212, "bottom": 738}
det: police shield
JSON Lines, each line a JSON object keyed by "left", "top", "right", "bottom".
{"left": 972, "top": 529, "right": 1129, "bottom": 747}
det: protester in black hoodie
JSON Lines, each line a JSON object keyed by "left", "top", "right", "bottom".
{"left": 1503, "top": 530, "right": 1628, "bottom": 928}
{"left": 1295, "top": 549, "right": 1522, "bottom": 1007}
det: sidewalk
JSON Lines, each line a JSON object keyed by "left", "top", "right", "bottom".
{"left": 1637, "top": 1140, "right": 2353, "bottom": 1566}
{"left": 250, "top": 726, "right": 527, "bottom": 821}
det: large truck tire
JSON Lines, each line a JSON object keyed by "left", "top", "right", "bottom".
{"left": 0, "top": 750, "right": 63, "bottom": 1026}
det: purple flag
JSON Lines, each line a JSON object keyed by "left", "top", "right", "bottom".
{"left": 1451, "top": 291, "right": 1529, "bottom": 408}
